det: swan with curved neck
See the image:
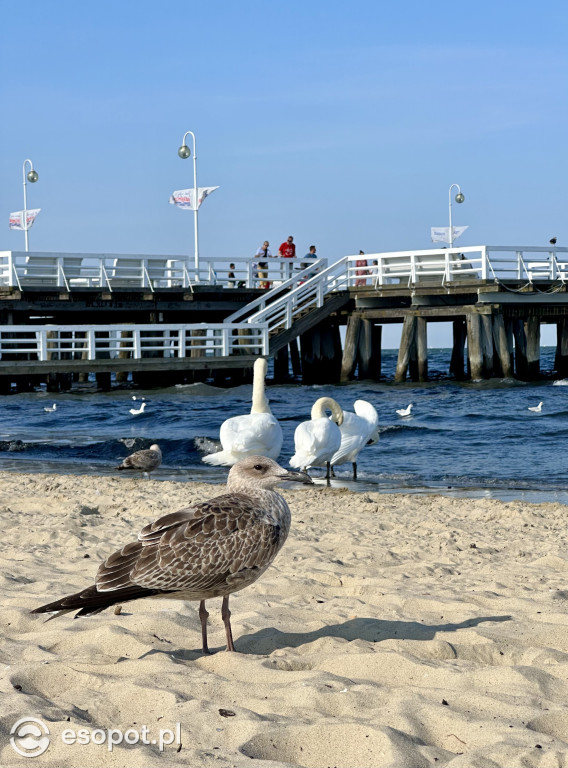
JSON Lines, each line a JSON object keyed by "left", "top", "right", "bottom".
{"left": 290, "top": 397, "right": 344, "bottom": 479}
{"left": 330, "top": 399, "right": 379, "bottom": 480}
{"left": 203, "top": 357, "right": 283, "bottom": 466}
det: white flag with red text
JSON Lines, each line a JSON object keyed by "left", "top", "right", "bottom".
{"left": 9, "top": 208, "right": 41, "bottom": 230}
{"left": 169, "top": 186, "right": 219, "bottom": 210}
{"left": 430, "top": 225, "right": 469, "bottom": 243}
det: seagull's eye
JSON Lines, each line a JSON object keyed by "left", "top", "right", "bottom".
{"left": 254, "top": 464, "right": 264, "bottom": 471}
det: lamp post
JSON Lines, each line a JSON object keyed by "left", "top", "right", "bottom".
{"left": 448, "top": 183, "right": 465, "bottom": 248}
{"left": 177, "top": 131, "right": 199, "bottom": 275}
{"left": 22, "top": 158, "right": 39, "bottom": 252}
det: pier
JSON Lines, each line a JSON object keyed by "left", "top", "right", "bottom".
{"left": 0, "top": 245, "right": 567, "bottom": 391}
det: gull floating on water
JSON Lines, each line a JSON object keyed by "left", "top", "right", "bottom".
{"left": 31, "top": 456, "right": 313, "bottom": 653}
{"left": 130, "top": 401, "right": 146, "bottom": 416}
{"left": 330, "top": 399, "right": 379, "bottom": 480}
{"left": 203, "top": 358, "right": 283, "bottom": 466}
{"left": 44, "top": 404, "right": 57, "bottom": 413}
{"left": 528, "top": 401, "right": 543, "bottom": 413}
{"left": 396, "top": 404, "right": 413, "bottom": 417}
{"left": 290, "top": 397, "right": 343, "bottom": 479}
{"left": 116, "top": 443, "right": 162, "bottom": 477}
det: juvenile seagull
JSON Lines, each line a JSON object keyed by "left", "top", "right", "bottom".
{"left": 396, "top": 404, "right": 413, "bottom": 417}
{"left": 31, "top": 456, "right": 313, "bottom": 653}
{"left": 116, "top": 443, "right": 162, "bottom": 476}
{"left": 43, "top": 403, "right": 57, "bottom": 413}
{"left": 528, "top": 401, "right": 543, "bottom": 413}
{"left": 290, "top": 397, "right": 343, "bottom": 479}
{"left": 130, "top": 401, "right": 146, "bottom": 416}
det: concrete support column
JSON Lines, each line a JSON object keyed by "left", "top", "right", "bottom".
{"left": 289, "top": 338, "right": 302, "bottom": 377}
{"left": 555, "top": 319, "right": 568, "bottom": 378}
{"left": 416, "top": 317, "right": 428, "bottom": 382}
{"left": 340, "top": 315, "right": 362, "bottom": 382}
{"left": 512, "top": 318, "right": 528, "bottom": 379}
{"left": 274, "top": 345, "right": 289, "bottom": 382}
{"left": 394, "top": 316, "right": 417, "bottom": 383}
{"left": 480, "top": 315, "right": 495, "bottom": 378}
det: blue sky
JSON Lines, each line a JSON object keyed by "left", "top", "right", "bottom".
{"left": 1, "top": 0, "right": 567, "bottom": 345}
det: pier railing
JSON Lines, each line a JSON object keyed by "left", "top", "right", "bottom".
{"left": 0, "top": 323, "right": 269, "bottom": 361}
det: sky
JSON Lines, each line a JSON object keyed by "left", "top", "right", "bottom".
{"left": 1, "top": 0, "right": 567, "bottom": 346}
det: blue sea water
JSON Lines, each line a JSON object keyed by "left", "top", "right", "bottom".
{"left": 1, "top": 346, "right": 566, "bottom": 504}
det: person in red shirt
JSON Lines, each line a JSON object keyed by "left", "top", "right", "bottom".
{"left": 279, "top": 236, "right": 296, "bottom": 258}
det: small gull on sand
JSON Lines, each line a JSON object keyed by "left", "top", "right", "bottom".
{"left": 528, "top": 401, "right": 543, "bottom": 413}
{"left": 396, "top": 404, "right": 413, "bottom": 417}
{"left": 129, "top": 401, "right": 146, "bottom": 416}
{"left": 43, "top": 403, "right": 57, "bottom": 413}
{"left": 116, "top": 443, "right": 162, "bottom": 477}
{"left": 31, "top": 456, "right": 313, "bottom": 653}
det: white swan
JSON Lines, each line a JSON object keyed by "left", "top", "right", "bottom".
{"left": 44, "top": 403, "right": 57, "bottom": 413}
{"left": 290, "top": 397, "right": 343, "bottom": 479}
{"left": 396, "top": 404, "right": 413, "bottom": 417}
{"left": 130, "top": 402, "right": 146, "bottom": 416}
{"left": 203, "top": 358, "right": 283, "bottom": 466}
{"left": 528, "top": 401, "right": 543, "bottom": 413}
{"left": 330, "top": 399, "right": 379, "bottom": 480}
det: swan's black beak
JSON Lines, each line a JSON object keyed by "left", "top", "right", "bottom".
{"left": 277, "top": 469, "right": 314, "bottom": 485}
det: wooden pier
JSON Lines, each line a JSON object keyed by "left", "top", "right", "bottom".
{"left": 1, "top": 246, "right": 568, "bottom": 391}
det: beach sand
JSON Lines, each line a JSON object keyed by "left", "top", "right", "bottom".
{"left": 1, "top": 471, "right": 568, "bottom": 767}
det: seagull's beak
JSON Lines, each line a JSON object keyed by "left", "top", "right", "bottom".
{"left": 277, "top": 469, "right": 314, "bottom": 485}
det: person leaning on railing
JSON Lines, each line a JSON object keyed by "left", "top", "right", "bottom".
{"left": 255, "top": 240, "right": 273, "bottom": 289}
{"left": 355, "top": 250, "right": 369, "bottom": 286}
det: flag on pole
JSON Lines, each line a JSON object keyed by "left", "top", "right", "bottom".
{"left": 169, "top": 186, "right": 219, "bottom": 210}
{"left": 9, "top": 209, "right": 41, "bottom": 230}
{"left": 430, "top": 225, "right": 469, "bottom": 243}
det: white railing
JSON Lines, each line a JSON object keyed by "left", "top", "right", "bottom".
{"left": 0, "top": 323, "right": 269, "bottom": 361}
{"left": 0, "top": 251, "right": 323, "bottom": 292}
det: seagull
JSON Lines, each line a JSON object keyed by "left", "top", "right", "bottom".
{"left": 129, "top": 402, "right": 146, "bottom": 416}
{"left": 528, "top": 401, "right": 543, "bottom": 413}
{"left": 203, "top": 358, "right": 283, "bottom": 466}
{"left": 330, "top": 399, "right": 379, "bottom": 480}
{"left": 31, "top": 456, "right": 313, "bottom": 654}
{"left": 396, "top": 404, "right": 413, "bottom": 417}
{"left": 116, "top": 443, "right": 162, "bottom": 477}
{"left": 43, "top": 404, "right": 57, "bottom": 413}
{"left": 290, "top": 397, "right": 343, "bottom": 479}
{"left": 550, "top": 237, "right": 557, "bottom": 246}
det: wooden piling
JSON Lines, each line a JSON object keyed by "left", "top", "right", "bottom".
{"left": 525, "top": 316, "right": 540, "bottom": 380}
{"left": 492, "top": 313, "right": 514, "bottom": 379}
{"left": 512, "top": 318, "right": 528, "bottom": 379}
{"left": 394, "top": 316, "right": 417, "bottom": 383}
{"left": 416, "top": 317, "right": 428, "bottom": 382}
{"left": 450, "top": 318, "right": 467, "bottom": 380}
{"left": 357, "top": 319, "right": 373, "bottom": 380}
{"left": 466, "top": 313, "right": 484, "bottom": 380}
{"left": 479, "top": 315, "right": 494, "bottom": 378}
{"left": 289, "top": 338, "right": 302, "bottom": 377}
{"left": 274, "top": 345, "right": 289, "bottom": 382}
{"left": 340, "top": 315, "right": 362, "bottom": 382}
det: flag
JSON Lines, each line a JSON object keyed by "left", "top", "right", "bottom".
{"left": 9, "top": 209, "right": 41, "bottom": 230}
{"left": 430, "top": 225, "right": 469, "bottom": 243}
{"left": 169, "top": 186, "right": 219, "bottom": 210}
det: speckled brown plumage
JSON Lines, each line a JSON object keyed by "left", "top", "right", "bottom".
{"left": 116, "top": 444, "right": 162, "bottom": 474}
{"left": 32, "top": 456, "right": 313, "bottom": 653}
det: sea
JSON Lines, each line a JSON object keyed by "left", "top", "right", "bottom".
{"left": 1, "top": 346, "right": 566, "bottom": 504}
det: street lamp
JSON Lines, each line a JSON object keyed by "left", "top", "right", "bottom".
{"left": 178, "top": 130, "right": 199, "bottom": 275}
{"left": 448, "top": 183, "right": 464, "bottom": 248}
{"left": 22, "top": 158, "right": 39, "bottom": 252}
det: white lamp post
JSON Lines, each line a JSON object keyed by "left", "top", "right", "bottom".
{"left": 448, "top": 183, "right": 465, "bottom": 248}
{"left": 22, "top": 158, "right": 39, "bottom": 252}
{"left": 177, "top": 131, "right": 199, "bottom": 275}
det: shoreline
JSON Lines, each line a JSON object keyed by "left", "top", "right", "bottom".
{"left": 2, "top": 471, "right": 568, "bottom": 766}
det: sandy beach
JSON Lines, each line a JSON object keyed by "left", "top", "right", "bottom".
{"left": 2, "top": 470, "right": 568, "bottom": 767}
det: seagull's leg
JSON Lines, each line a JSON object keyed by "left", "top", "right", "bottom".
{"left": 199, "top": 600, "right": 211, "bottom": 655}
{"left": 221, "top": 595, "right": 235, "bottom": 652}
{"left": 352, "top": 462, "right": 357, "bottom": 480}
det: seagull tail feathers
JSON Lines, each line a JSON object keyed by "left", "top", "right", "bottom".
{"left": 31, "top": 584, "right": 163, "bottom": 620}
